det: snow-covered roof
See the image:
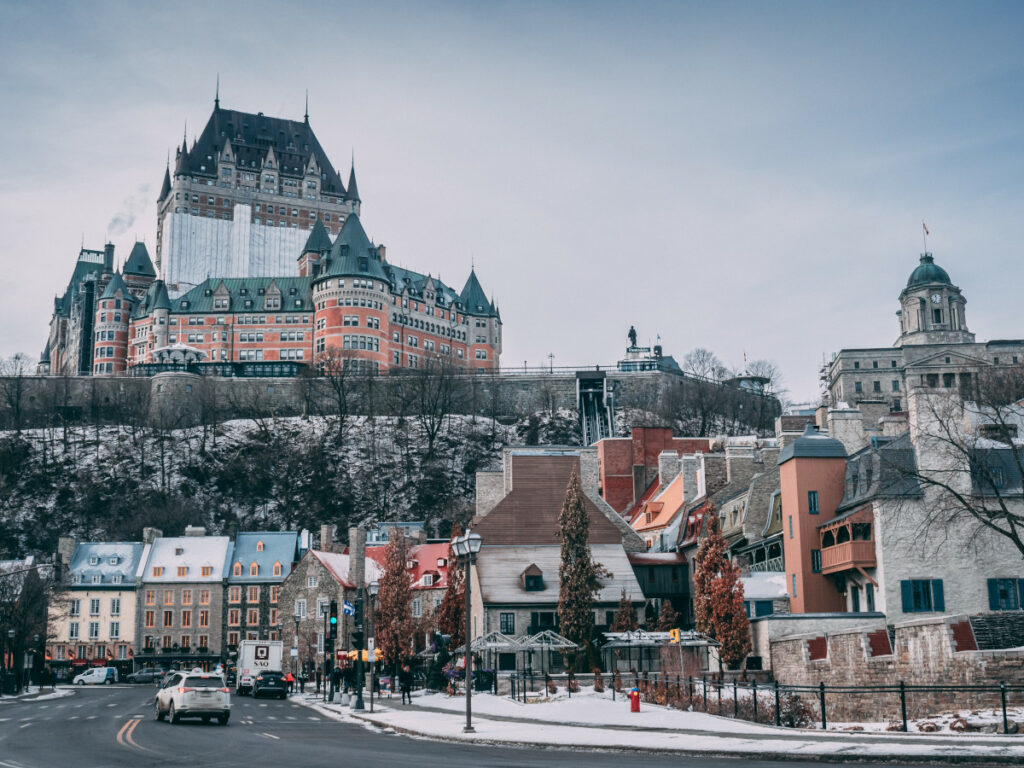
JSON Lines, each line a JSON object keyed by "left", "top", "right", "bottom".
{"left": 69, "top": 542, "right": 144, "bottom": 587}
{"left": 310, "top": 550, "right": 384, "bottom": 588}
{"left": 477, "top": 544, "right": 642, "bottom": 605}
{"left": 142, "top": 536, "right": 233, "bottom": 582}
{"left": 741, "top": 571, "right": 788, "bottom": 600}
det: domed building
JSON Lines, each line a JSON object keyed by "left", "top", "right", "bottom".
{"left": 824, "top": 252, "right": 1024, "bottom": 412}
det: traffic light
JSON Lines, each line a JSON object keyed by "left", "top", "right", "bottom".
{"left": 329, "top": 600, "right": 338, "bottom": 640}
{"left": 669, "top": 628, "right": 680, "bottom": 644}
{"left": 351, "top": 629, "right": 364, "bottom": 648}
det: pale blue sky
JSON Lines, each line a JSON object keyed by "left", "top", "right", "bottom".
{"left": 1, "top": 1, "right": 1023, "bottom": 401}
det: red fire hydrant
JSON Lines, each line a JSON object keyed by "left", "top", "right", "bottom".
{"left": 629, "top": 687, "right": 640, "bottom": 713}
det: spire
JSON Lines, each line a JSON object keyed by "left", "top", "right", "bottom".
{"left": 345, "top": 156, "right": 360, "bottom": 202}
{"left": 459, "top": 269, "right": 496, "bottom": 317}
{"left": 304, "top": 89, "right": 309, "bottom": 123}
{"left": 158, "top": 162, "right": 171, "bottom": 202}
{"left": 123, "top": 242, "right": 157, "bottom": 278}
{"left": 215, "top": 74, "right": 220, "bottom": 110}
{"left": 302, "top": 217, "right": 333, "bottom": 254}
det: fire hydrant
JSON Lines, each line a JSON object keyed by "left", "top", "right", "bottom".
{"left": 629, "top": 687, "right": 640, "bottom": 713}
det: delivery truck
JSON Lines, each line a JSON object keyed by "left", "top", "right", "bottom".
{"left": 235, "top": 640, "right": 283, "bottom": 695}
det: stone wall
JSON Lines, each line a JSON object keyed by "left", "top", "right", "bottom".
{"left": 770, "top": 614, "right": 1024, "bottom": 721}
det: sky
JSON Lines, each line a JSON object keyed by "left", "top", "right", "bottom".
{"left": 1, "top": 0, "right": 1023, "bottom": 402}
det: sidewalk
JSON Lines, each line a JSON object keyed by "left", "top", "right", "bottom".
{"left": 0, "top": 686, "right": 73, "bottom": 704}
{"left": 290, "top": 688, "right": 1024, "bottom": 764}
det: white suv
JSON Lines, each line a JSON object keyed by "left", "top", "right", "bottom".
{"left": 154, "top": 668, "right": 230, "bottom": 725}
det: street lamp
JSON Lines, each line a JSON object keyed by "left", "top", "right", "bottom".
{"left": 353, "top": 586, "right": 365, "bottom": 711}
{"left": 7, "top": 629, "right": 16, "bottom": 695}
{"left": 451, "top": 531, "right": 482, "bottom": 733}
{"left": 368, "top": 581, "right": 379, "bottom": 713}
{"left": 293, "top": 613, "right": 301, "bottom": 678}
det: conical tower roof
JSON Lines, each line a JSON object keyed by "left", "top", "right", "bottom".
{"left": 302, "top": 217, "right": 333, "bottom": 253}
{"left": 158, "top": 164, "right": 172, "bottom": 202}
{"left": 320, "top": 213, "right": 387, "bottom": 281}
{"left": 345, "top": 163, "right": 360, "bottom": 202}
{"left": 152, "top": 280, "right": 172, "bottom": 311}
{"left": 100, "top": 271, "right": 132, "bottom": 301}
{"left": 123, "top": 242, "right": 156, "bottom": 277}
{"left": 459, "top": 269, "right": 496, "bottom": 316}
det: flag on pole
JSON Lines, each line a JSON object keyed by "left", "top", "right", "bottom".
{"left": 342, "top": 601, "right": 355, "bottom": 616}
{"left": 922, "top": 221, "right": 929, "bottom": 236}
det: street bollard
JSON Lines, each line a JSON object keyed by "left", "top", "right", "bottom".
{"left": 733, "top": 678, "right": 738, "bottom": 718}
{"left": 774, "top": 680, "right": 781, "bottom": 727}
{"left": 753, "top": 679, "right": 758, "bottom": 722}
{"left": 819, "top": 682, "right": 827, "bottom": 730}
{"left": 1000, "top": 682, "right": 1008, "bottom": 734}
{"left": 899, "top": 680, "right": 907, "bottom": 732}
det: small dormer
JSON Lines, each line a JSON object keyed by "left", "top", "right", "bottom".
{"left": 437, "top": 557, "right": 447, "bottom": 568}
{"left": 175, "top": 546, "right": 184, "bottom": 556}
{"left": 233, "top": 562, "right": 242, "bottom": 577}
{"left": 521, "top": 564, "right": 544, "bottom": 592}
{"left": 250, "top": 562, "right": 259, "bottom": 576}
{"left": 422, "top": 573, "right": 434, "bottom": 587}
{"left": 89, "top": 555, "right": 99, "bottom": 566}
{"left": 256, "top": 541, "right": 265, "bottom": 552}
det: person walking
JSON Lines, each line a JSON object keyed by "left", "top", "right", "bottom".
{"left": 315, "top": 666, "right": 322, "bottom": 695}
{"left": 399, "top": 663, "right": 413, "bottom": 705}
{"left": 331, "top": 665, "right": 342, "bottom": 698}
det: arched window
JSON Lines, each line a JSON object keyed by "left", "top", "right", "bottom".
{"left": 256, "top": 541, "right": 264, "bottom": 551}
{"left": 273, "top": 561, "right": 282, "bottom": 576}
{"left": 232, "top": 562, "right": 242, "bottom": 576}
{"left": 250, "top": 562, "right": 258, "bottom": 576}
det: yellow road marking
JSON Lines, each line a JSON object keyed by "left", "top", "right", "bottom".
{"left": 116, "top": 717, "right": 149, "bottom": 751}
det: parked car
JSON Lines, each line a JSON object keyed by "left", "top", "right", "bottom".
{"left": 154, "top": 669, "right": 230, "bottom": 725}
{"left": 251, "top": 671, "right": 287, "bottom": 700}
{"left": 73, "top": 667, "right": 118, "bottom": 685}
{"left": 126, "top": 668, "right": 165, "bottom": 684}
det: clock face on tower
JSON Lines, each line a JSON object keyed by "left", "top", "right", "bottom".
{"left": 931, "top": 293, "right": 942, "bottom": 304}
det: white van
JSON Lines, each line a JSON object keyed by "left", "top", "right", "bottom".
{"left": 72, "top": 667, "right": 118, "bottom": 685}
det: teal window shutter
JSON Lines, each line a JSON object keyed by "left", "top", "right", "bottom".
{"left": 931, "top": 579, "right": 945, "bottom": 612}
{"left": 900, "top": 580, "right": 913, "bottom": 612}
{"left": 988, "top": 579, "right": 1000, "bottom": 611}
{"left": 1018, "top": 579, "right": 1024, "bottom": 609}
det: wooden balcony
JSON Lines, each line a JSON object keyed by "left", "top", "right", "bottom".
{"left": 820, "top": 540, "right": 876, "bottom": 574}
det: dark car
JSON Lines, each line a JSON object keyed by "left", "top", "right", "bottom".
{"left": 127, "top": 668, "right": 166, "bottom": 684}
{"left": 251, "top": 671, "right": 287, "bottom": 700}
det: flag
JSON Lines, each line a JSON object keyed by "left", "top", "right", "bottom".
{"left": 922, "top": 221, "right": 929, "bottom": 236}
{"left": 342, "top": 601, "right": 355, "bottom": 616}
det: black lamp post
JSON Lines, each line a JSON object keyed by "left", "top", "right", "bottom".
{"left": 353, "top": 586, "right": 365, "bottom": 710}
{"left": 451, "top": 531, "right": 482, "bottom": 733}
{"left": 8, "top": 629, "right": 16, "bottom": 694}
{"left": 293, "top": 613, "right": 301, "bottom": 676}
{"left": 368, "top": 581, "right": 379, "bottom": 713}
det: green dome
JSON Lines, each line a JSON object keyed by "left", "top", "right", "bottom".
{"left": 906, "top": 254, "right": 951, "bottom": 289}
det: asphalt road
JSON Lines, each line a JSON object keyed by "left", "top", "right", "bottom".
{"left": 0, "top": 685, "right": 936, "bottom": 768}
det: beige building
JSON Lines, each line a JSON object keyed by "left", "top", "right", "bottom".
{"left": 48, "top": 539, "right": 146, "bottom": 680}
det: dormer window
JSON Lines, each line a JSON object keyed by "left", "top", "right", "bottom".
{"left": 437, "top": 558, "right": 447, "bottom": 568}
{"left": 72, "top": 574, "right": 81, "bottom": 584}
{"left": 422, "top": 574, "right": 433, "bottom": 587}
{"left": 92, "top": 575, "right": 101, "bottom": 584}
{"left": 181, "top": 301, "right": 190, "bottom": 309}
{"left": 273, "top": 561, "right": 282, "bottom": 576}
{"left": 521, "top": 564, "right": 544, "bottom": 592}
{"left": 233, "top": 562, "right": 242, "bottom": 576}
{"left": 108, "top": 556, "right": 118, "bottom": 565}
{"left": 111, "top": 574, "right": 122, "bottom": 585}
{"left": 89, "top": 556, "right": 99, "bottom": 566}
{"left": 175, "top": 547, "right": 184, "bottom": 556}
{"left": 256, "top": 541, "right": 264, "bottom": 552}
{"left": 250, "top": 562, "right": 259, "bottom": 576}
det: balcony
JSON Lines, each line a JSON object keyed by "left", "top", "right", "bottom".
{"left": 749, "top": 556, "right": 784, "bottom": 573}
{"left": 820, "top": 540, "right": 876, "bottom": 574}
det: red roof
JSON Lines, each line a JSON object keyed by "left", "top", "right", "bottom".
{"left": 365, "top": 542, "right": 450, "bottom": 590}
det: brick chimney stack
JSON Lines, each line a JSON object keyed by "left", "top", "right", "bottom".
{"left": 320, "top": 524, "right": 335, "bottom": 553}
{"left": 348, "top": 526, "right": 365, "bottom": 588}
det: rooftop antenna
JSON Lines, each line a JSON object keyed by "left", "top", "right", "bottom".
{"left": 215, "top": 73, "right": 220, "bottom": 110}
{"left": 922, "top": 220, "right": 930, "bottom": 253}
{"left": 304, "top": 90, "right": 309, "bottom": 123}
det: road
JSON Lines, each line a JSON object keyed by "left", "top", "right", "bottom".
{"left": 0, "top": 685, "right": 934, "bottom": 768}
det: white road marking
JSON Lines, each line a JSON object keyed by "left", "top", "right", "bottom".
{"left": 0, "top": 718, "right": 8, "bottom": 723}
{"left": 18, "top": 723, "right": 31, "bottom": 729}
{"left": 86, "top": 715, "right": 97, "bottom": 720}
{"left": 286, "top": 715, "right": 296, "bottom": 720}
{"left": 308, "top": 717, "right": 320, "bottom": 721}
{"left": 107, "top": 703, "right": 118, "bottom": 707}
{"left": 259, "top": 703, "right": 268, "bottom": 707}
{"left": 260, "top": 732, "right": 280, "bottom": 740}
{"left": 19, "top": 718, "right": 33, "bottom": 722}
{"left": 68, "top": 715, "right": 78, "bottom": 720}
{"left": 266, "top": 715, "right": 277, "bottom": 720}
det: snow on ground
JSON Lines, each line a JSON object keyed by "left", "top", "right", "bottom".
{"left": 290, "top": 688, "right": 1024, "bottom": 760}
{"left": 0, "top": 686, "right": 73, "bottom": 704}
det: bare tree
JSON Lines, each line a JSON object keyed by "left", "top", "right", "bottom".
{"left": 891, "top": 368, "right": 1024, "bottom": 558}
{"left": 0, "top": 353, "right": 34, "bottom": 434}
{"left": 682, "top": 348, "right": 729, "bottom": 436}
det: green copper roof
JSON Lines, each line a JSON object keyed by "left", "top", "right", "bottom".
{"left": 100, "top": 271, "right": 132, "bottom": 301}
{"left": 459, "top": 269, "right": 497, "bottom": 317}
{"left": 320, "top": 213, "right": 388, "bottom": 281}
{"left": 158, "top": 165, "right": 171, "bottom": 202}
{"left": 172, "top": 277, "right": 314, "bottom": 314}
{"left": 345, "top": 163, "right": 360, "bottom": 202}
{"left": 123, "top": 242, "right": 156, "bottom": 278}
{"left": 152, "top": 281, "right": 172, "bottom": 311}
{"left": 906, "top": 253, "right": 951, "bottom": 289}
{"left": 302, "top": 218, "right": 333, "bottom": 253}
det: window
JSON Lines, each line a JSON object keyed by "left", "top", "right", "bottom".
{"left": 232, "top": 563, "right": 242, "bottom": 576}
{"left": 892, "top": 380, "right": 900, "bottom": 392}
{"left": 317, "top": 598, "right": 329, "bottom": 618}
{"left": 873, "top": 381, "right": 881, "bottom": 392}
{"left": 788, "top": 515, "right": 794, "bottom": 539}
{"left": 269, "top": 608, "right": 278, "bottom": 625}
{"left": 164, "top": 590, "right": 174, "bottom": 605}
{"left": 199, "top": 610, "right": 210, "bottom": 628}
{"left": 182, "top": 611, "right": 192, "bottom": 628}
{"left": 144, "top": 610, "right": 154, "bottom": 628}
{"left": 900, "top": 579, "right": 944, "bottom": 613}
{"left": 295, "top": 599, "right": 307, "bottom": 619}
{"left": 250, "top": 562, "right": 259, "bottom": 576}
{"left": 247, "top": 585, "right": 260, "bottom": 602}
{"left": 199, "top": 589, "right": 210, "bottom": 605}
{"left": 198, "top": 635, "right": 209, "bottom": 649}
{"left": 807, "top": 491, "right": 819, "bottom": 514}
{"left": 182, "top": 589, "right": 192, "bottom": 605}
{"left": 854, "top": 361, "right": 860, "bottom": 369}
{"left": 88, "top": 622, "right": 99, "bottom": 639}
{"left": 247, "top": 608, "right": 259, "bottom": 625}
{"left": 110, "top": 621, "right": 120, "bottom": 639}
{"left": 792, "top": 574, "right": 797, "bottom": 598}
{"left": 256, "top": 541, "right": 264, "bottom": 552}
{"left": 500, "top": 612, "right": 515, "bottom": 634}
{"left": 270, "top": 586, "right": 280, "bottom": 603}
{"left": 69, "top": 622, "right": 79, "bottom": 639}
{"left": 201, "top": 566, "right": 212, "bottom": 577}
{"left": 110, "top": 598, "right": 120, "bottom": 616}
{"left": 933, "top": 308, "right": 942, "bottom": 324}
{"left": 180, "top": 636, "right": 191, "bottom": 649}
{"left": 866, "top": 583, "right": 875, "bottom": 612}
{"left": 90, "top": 598, "right": 100, "bottom": 615}
{"left": 273, "top": 562, "right": 282, "bottom": 577}
{"left": 229, "top": 586, "right": 241, "bottom": 603}
{"left": 152, "top": 566, "right": 164, "bottom": 577}
{"left": 307, "top": 576, "right": 317, "bottom": 588}
{"left": 228, "top": 631, "right": 240, "bottom": 647}
{"left": 987, "top": 579, "right": 1024, "bottom": 611}
{"left": 810, "top": 549, "right": 821, "bottom": 573}
{"left": 854, "top": 381, "right": 862, "bottom": 393}
{"left": 524, "top": 574, "right": 544, "bottom": 591}
{"left": 163, "top": 610, "right": 173, "bottom": 628}
{"left": 412, "top": 598, "right": 422, "bottom": 618}
{"left": 422, "top": 574, "right": 433, "bottom": 586}
{"left": 229, "top": 608, "right": 240, "bottom": 626}
{"left": 69, "top": 599, "right": 80, "bottom": 616}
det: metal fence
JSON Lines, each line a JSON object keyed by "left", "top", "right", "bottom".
{"left": 503, "top": 671, "right": 1024, "bottom": 733}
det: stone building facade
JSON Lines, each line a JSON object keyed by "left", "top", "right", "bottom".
{"left": 223, "top": 532, "right": 299, "bottom": 648}
{"left": 824, "top": 253, "right": 1024, "bottom": 412}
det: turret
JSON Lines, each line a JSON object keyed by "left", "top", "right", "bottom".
{"left": 897, "top": 253, "right": 974, "bottom": 346}
{"left": 123, "top": 242, "right": 157, "bottom": 297}
{"left": 297, "top": 218, "right": 333, "bottom": 277}
{"left": 458, "top": 269, "right": 501, "bottom": 369}
{"left": 92, "top": 272, "right": 133, "bottom": 375}
{"left": 344, "top": 162, "right": 361, "bottom": 216}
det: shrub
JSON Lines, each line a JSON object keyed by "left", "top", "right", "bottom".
{"left": 592, "top": 669, "right": 604, "bottom": 693}
{"left": 547, "top": 677, "right": 558, "bottom": 695}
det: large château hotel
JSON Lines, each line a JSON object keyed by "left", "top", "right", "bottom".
{"left": 41, "top": 98, "right": 501, "bottom": 376}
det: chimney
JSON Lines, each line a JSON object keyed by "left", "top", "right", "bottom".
{"left": 725, "top": 441, "right": 756, "bottom": 486}
{"left": 184, "top": 525, "right": 206, "bottom": 537}
{"left": 827, "top": 407, "right": 868, "bottom": 453}
{"left": 879, "top": 414, "right": 908, "bottom": 437}
{"left": 657, "top": 450, "right": 681, "bottom": 488}
{"left": 142, "top": 527, "right": 163, "bottom": 545}
{"left": 57, "top": 536, "right": 77, "bottom": 568}
{"left": 680, "top": 455, "right": 701, "bottom": 503}
{"left": 103, "top": 243, "right": 114, "bottom": 273}
{"left": 348, "top": 526, "right": 366, "bottom": 588}
{"left": 320, "top": 524, "right": 335, "bottom": 553}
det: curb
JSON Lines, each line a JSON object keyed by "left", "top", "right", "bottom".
{"left": 344, "top": 712, "right": 1024, "bottom": 765}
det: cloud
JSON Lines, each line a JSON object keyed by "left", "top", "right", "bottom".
{"left": 106, "top": 184, "right": 153, "bottom": 240}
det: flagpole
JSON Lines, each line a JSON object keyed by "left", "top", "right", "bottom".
{"left": 922, "top": 220, "right": 929, "bottom": 253}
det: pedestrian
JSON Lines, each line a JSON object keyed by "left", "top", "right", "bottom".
{"left": 399, "top": 663, "right": 413, "bottom": 705}
{"left": 298, "top": 670, "right": 306, "bottom": 694}
{"left": 283, "top": 671, "right": 295, "bottom": 694}
{"left": 331, "top": 665, "right": 342, "bottom": 698}
{"left": 315, "top": 666, "right": 322, "bottom": 694}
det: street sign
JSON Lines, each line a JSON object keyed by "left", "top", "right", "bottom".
{"left": 342, "top": 601, "right": 355, "bottom": 616}
{"left": 290, "top": 648, "right": 298, "bottom": 657}
{"left": 367, "top": 638, "right": 374, "bottom": 656}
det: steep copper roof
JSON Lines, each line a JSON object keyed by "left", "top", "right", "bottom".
{"left": 471, "top": 454, "right": 625, "bottom": 546}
